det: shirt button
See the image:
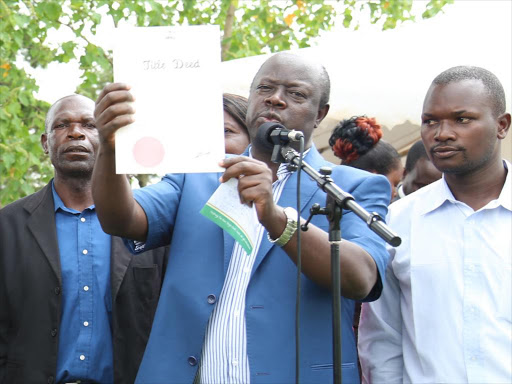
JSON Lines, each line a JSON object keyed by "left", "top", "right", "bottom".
{"left": 243, "top": 267, "right": 251, "bottom": 274}
{"left": 80, "top": 217, "right": 86, "bottom": 222}
{"left": 187, "top": 356, "right": 198, "bottom": 366}
{"left": 83, "top": 286, "right": 89, "bottom": 291}
{"left": 207, "top": 294, "right": 216, "bottom": 304}
{"left": 82, "top": 249, "right": 88, "bottom": 255}
{"left": 50, "top": 328, "right": 57, "bottom": 337}
{"left": 54, "top": 287, "right": 61, "bottom": 295}
{"left": 234, "top": 310, "right": 240, "bottom": 318}
{"left": 79, "top": 355, "right": 85, "bottom": 361}
{"left": 83, "top": 321, "right": 89, "bottom": 327}
{"left": 232, "top": 359, "right": 239, "bottom": 367}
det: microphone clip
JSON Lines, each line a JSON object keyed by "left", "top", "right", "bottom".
{"left": 271, "top": 142, "right": 286, "bottom": 164}
{"left": 269, "top": 129, "right": 304, "bottom": 164}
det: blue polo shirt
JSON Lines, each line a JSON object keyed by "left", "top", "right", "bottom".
{"left": 52, "top": 182, "right": 114, "bottom": 383}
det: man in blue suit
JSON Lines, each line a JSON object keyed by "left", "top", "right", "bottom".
{"left": 91, "top": 52, "right": 391, "bottom": 383}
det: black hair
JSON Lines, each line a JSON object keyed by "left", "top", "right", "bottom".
{"left": 329, "top": 115, "right": 401, "bottom": 175}
{"left": 432, "top": 66, "right": 506, "bottom": 117}
{"left": 349, "top": 140, "right": 401, "bottom": 175}
{"left": 223, "top": 93, "right": 248, "bottom": 134}
{"left": 404, "top": 140, "right": 428, "bottom": 173}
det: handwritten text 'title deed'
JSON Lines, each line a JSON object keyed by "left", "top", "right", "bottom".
{"left": 142, "top": 59, "right": 200, "bottom": 71}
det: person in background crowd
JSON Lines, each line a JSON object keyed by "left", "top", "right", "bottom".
{"left": 0, "top": 95, "right": 168, "bottom": 384}
{"left": 358, "top": 66, "right": 511, "bottom": 383}
{"left": 329, "top": 115, "right": 404, "bottom": 202}
{"left": 395, "top": 139, "right": 441, "bottom": 199}
{"left": 223, "top": 93, "right": 250, "bottom": 155}
{"left": 328, "top": 114, "right": 403, "bottom": 379}
{"left": 90, "top": 52, "right": 391, "bottom": 383}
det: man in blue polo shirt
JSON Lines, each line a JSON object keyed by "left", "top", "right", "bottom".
{"left": 91, "top": 52, "right": 391, "bottom": 383}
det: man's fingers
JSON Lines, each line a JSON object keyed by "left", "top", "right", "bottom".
{"left": 102, "top": 114, "right": 136, "bottom": 133}
{"left": 95, "top": 89, "right": 135, "bottom": 120}
{"left": 96, "top": 101, "right": 136, "bottom": 128}
{"left": 95, "top": 83, "right": 131, "bottom": 107}
{"left": 219, "top": 156, "right": 268, "bottom": 182}
{"left": 219, "top": 156, "right": 250, "bottom": 167}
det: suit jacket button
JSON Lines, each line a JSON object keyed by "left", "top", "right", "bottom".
{"left": 188, "top": 356, "right": 198, "bottom": 366}
{"left": 54, "top": 287, "right": 60, "bottom": 295}
{"left": 47, "top": 376, "right": 54, "bottom": 384}
{"left": 207, "top": 294, "right": 216, "bottom": 304}
{"left": 51, "top": 328, "right": 57, "bottom": 337}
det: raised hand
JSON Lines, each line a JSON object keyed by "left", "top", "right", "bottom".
{"left": 94, "top": 83, "right": 136, "bottom": 150}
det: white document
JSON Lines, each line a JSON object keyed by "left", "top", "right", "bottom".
{"left": 200, "top": 178, "right": 260, "bottom": 255}
{"left": 113, "top": 25, "right": 225, "bottom": 174}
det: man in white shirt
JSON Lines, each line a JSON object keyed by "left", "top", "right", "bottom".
{"left": 358, "top": 66, "right": 511, "bottom": 383}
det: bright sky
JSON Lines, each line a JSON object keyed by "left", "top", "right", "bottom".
{"left": 33, "top": 0, "right": 511, "bottom": 130}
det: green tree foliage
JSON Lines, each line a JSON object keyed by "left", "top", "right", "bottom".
{"left": 0, "top": 0, "right": 452, "bottom": 206}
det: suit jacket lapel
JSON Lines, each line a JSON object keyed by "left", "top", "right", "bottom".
{"left": 25, "top": 182, "right": 62, "bottom": 284}
{"left": 110, "top": 236, "right": 132, "bottom": 302}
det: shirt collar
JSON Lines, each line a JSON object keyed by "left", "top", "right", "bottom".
{"left": 51, "top": 180, "right": 94, "bottom": 214}
{"left": 417, "top": 159, "right": 512, "bottom": 215}
{"left": 397, "top": 184, "right": 406, "bottom": 199}
{"left": 497, "top": 159, "right": 511, "bottom": 211}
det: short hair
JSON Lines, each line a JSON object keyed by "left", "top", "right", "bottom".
{"left": 432, "top": 66, "right": 506, "bottom": 117}
{"left": 350, "top": 140, "right": 401, "bottom": 175}
{"left": 318, "top": 66, "right": 330, "bottom": 108}
{"left": 44, "top": 94, "right": 94, "bottom": 133}
{"left": 405, "top": 140, "right": 428, "bottom": 173}
{"left": 251, "top": 52, "right": 331, "bottom": 108}
{"left": 223, "top": 93, "right": 248, "bottom": 134}
{"left": 329, "top": 115, "right": 401, "bottom": 175}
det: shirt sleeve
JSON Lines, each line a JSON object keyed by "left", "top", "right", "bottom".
{"left": 339, "top": 172, "right": 391, "bottom": 302}
{"left": 124, "top": 173, "right": 185, "bottom": 253}
{"left": 358, "top": 246, "right": 404, "bottom": 383}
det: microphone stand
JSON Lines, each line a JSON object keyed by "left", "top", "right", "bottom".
{"left": 275, "top": 145, "right": 401, "bottom": 384}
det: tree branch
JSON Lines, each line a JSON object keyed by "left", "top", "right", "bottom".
{"left": 221, "top": 0, "right": 236, "bottom": 61}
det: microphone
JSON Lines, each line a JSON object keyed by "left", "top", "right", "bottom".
{"left": 254, "top": 122, "right": 304, "bottom": 151}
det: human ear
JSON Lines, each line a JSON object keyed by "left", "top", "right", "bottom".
{"left": 315, "top": 104, "right": 330, "bottom": 128}
{"left": 497, "top": 112, "right": 511, "bottom": 140}
{"left": 41, "top": 133, "right": 49, "bottom": 154}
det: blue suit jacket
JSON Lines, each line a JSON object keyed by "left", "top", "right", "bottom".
{"left": 130, "top": 146, "right": 390, "bottom": 384}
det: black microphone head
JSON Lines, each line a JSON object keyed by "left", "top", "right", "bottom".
{"left": 253, "top": 122, "right": 285, "bottom": 152}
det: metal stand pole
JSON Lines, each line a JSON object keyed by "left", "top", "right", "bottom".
{"left": 327, "top": 194, "right": 343, "bottom": 384}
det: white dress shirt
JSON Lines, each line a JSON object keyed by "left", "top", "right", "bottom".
{"left": 198, "top": 159, "right": 292, "bottom": 384}
{"left": 358, "top": 160, "right": 512, "bottom": 384}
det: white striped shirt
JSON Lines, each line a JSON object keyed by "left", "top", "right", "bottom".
{"left": 199, "top": 160, "right": 293, "bottom": 384}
